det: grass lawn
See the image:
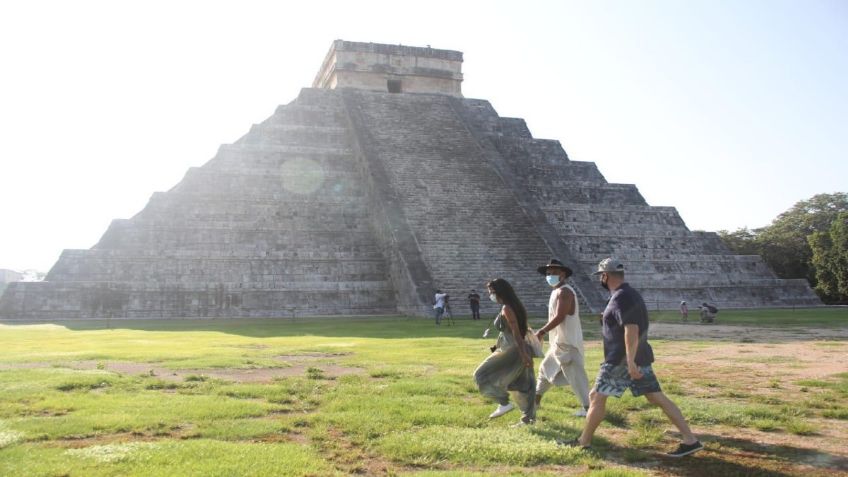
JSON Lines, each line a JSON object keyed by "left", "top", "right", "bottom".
{"left": 0, "top": 309, "right": 846, "bottom": 476}
{"left": 648, "top": 307, "right": 848, "bottom": 327}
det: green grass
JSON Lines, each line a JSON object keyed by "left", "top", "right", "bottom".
{"left": 0, "top": 310, "right": 846, "bottom": 476}
{"left": 649, "top": 306, "right": 848, "bottom": 326}
{"left": 1, "top": 439, "right": 339, "bottom": 477}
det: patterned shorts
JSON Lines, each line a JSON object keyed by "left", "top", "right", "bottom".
{"left": 593, "top": 362, "right": 662, "bottom": 398}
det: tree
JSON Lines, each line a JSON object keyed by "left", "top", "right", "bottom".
{"left": 718, "top": 192, "right": 848, "bottom": 300}
{"left": 717, "top": 228, "right": 761, "bottom": 255}
{"left": 757, "top": 193, "right": 848, "bottom": 283}
{"left": 809, "top": 211, "right": 848, "bottom": 303}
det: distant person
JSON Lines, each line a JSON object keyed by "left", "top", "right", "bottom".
{"left": 433, "top": 290, "right": 447, "bottom": 325}
{"left": 468, "top": 289, "right": 481, "bottom": 320}
{"left": 570, "top": 258, "right": 703, "bottom": 457}
{"left": 679, "top": 301, "right": 689, "bottom": 322}
{"left": 700, "top": 302, "right": 718, "bottom": 323}
{"left": 474, "top": 278, "right": 536, "bottom": 426}
{"left": 533, "top": 259, "right": 590, "bottom": 417}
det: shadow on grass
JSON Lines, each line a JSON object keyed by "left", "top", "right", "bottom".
{"left": 696, "top": 432, "right": 848, "bottom": 472}
{"left": 527, "top": 421, "right": 586, "bottom": 442}
{"left": 595, "top": 439, "right": 797, "bottom": 477}
{"left": 527, "top": 425, "right": 847, "bottom": 476}
{"left": 599, "top": 431, "right": 848, "bottom": 477}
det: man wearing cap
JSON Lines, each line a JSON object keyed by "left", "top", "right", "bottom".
{"left": 573, "top": 257, "right": 703, "bottom": 457}
{"left": 533, "top": 259, "right": 591, "bottom": 417}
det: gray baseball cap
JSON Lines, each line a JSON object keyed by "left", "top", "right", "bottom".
{"left": 592, "top": 257, "right": 625, "bottom": 275}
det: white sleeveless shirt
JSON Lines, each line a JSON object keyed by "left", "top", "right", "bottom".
{"left": 547, "top": 284, "right": 585, "bottom": 356}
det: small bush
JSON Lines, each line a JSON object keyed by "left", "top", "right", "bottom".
{"left": 56, "top": 380, "right": 111, "bottom": 392}
{"left": 750, "top": 395, "right": 783, "bottom": 405}
{"left": 306, "top": 367, "right": 326, "bottom": 380}
{"left": 786, "top": 420, "right": 817, "bottom": 435}
{"left": 743, "top": 405, "right": 782, "bottom": 421}
{"left": 721, "top": 390, "right": 750, "bottom": 399}
{"left": 144, "top": 381, "right": 179, "bottom": 390}
{"left": 823, "top": 408, "right": 848, "bottom": 420}
{"left": 752, "top": 419, "right": 780, "bottom": 432}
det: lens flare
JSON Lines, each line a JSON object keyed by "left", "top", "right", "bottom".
{"left": 280, "top": 158, "right": 324, "bottom": 195}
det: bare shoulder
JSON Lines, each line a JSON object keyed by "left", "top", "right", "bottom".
{"left": 555, "top": 286, "right": 574, "bottom": 299}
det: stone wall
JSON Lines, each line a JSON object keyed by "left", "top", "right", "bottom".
{"left": 454, "top": 97, "right": 820, "bottom": 310}
{"left": 0, "top": 80, "right": 822, "bottom": 319}
{"left": 0, "top": 89, "right": 399, "bottom": 319}
{"left": 313, "top": 40, "right": 463, "bottom": 97}
{"left": 339, "top": 89, "right": 556, "bottom": 316}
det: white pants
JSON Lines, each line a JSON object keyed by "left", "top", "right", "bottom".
{"left": 536, "top": 345, "right": 590, "bottom": 409}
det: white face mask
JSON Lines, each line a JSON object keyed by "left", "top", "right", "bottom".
{"left": 546, "top": 275, "right": 560, "bottom": 287}
{"left": 488, "top": 293, "right": 498, "bottom": 303}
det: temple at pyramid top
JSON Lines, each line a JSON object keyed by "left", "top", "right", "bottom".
{"left": 312, "top": 40, "right": 464, "bottom": 96}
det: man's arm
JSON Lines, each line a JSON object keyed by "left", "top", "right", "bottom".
{"left": 535, "top": 288, "right": 575, "bottom": 339}
{"left": 624, "top": 324, "right": 643, "bottom": 379}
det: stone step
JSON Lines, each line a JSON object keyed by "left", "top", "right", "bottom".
{"left": 0, "top": 280, "right": 397, "bottom": 319}
{"left": 240, "top": 123, "right": 350, "bottom": 146}
{"left": 217, "top": 143, "right": 355, "bottom": 156}
{"left": 56, "top": 248, "right": 385, "bottom": 260}
{"left": 266, "top": 107, "right": 347, "bottom": 126}
{"left": 530, "top": 185, "right": 647, "bottom": 206}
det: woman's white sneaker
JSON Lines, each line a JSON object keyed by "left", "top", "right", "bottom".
{"left": 489, "top": 403, "right": 515, "bottom": 418}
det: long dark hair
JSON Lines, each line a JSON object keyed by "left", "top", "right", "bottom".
{"left": 487, "top": 278, "right": 528, "bottom": 336}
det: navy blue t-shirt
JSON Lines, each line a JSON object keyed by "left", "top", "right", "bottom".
{"left": 601, "top": 283, "right": 654, "bottom": 366}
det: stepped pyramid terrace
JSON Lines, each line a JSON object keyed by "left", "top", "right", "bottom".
{"left": 0, "top": 40, "right": 821, "bottom": 319}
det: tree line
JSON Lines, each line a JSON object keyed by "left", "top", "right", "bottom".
{"left": 718, "top": 192, "right": 848, "bottom": 304}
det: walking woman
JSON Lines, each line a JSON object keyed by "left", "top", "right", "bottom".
{"left": 474, "top": 278, "right": 536, "bottom": 425}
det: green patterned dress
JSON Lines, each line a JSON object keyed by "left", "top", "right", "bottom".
{"left": 474, "top": 312, "right": 536, "bottom": 422}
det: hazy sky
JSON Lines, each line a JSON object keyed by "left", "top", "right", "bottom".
{"left": 1, "top": 0, "right": 846, "bottom": 272}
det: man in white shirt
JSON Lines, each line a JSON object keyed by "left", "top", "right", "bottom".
{"left": 534, "top": 259, "right": 591, "bottom": 417}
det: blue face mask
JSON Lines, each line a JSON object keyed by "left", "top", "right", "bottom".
{"left": 546, "top": 275, "right": 561, "bottom": 287}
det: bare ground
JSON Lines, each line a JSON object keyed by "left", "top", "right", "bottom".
{"left": 601, "top": 324, "right": 848, "bottom": 476}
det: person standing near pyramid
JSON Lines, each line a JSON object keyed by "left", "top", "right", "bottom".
{"left": 433, "top": 290, "right": 448, "bottom": 325}
{"left": 468, "top": 289, "right": 481, "bottom": 320}
{"left": 533, "top": 259, "right": 591, "bottom": 417}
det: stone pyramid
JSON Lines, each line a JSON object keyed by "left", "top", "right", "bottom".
{"left": 0, "top": 40, "right": 820, "bottom": 319}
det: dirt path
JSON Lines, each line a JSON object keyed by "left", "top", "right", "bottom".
{"left": 633, "top": 324, "right": 848, "bottom": 476}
